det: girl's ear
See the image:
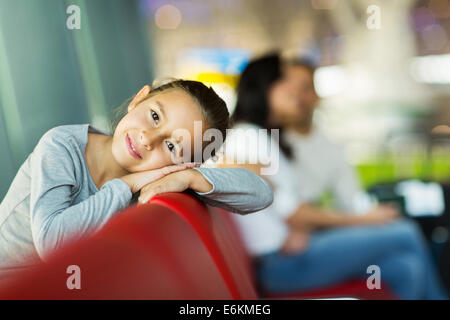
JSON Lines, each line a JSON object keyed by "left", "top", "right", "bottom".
{"left": 128, "top": 85, "right": 151, "bottom": 112}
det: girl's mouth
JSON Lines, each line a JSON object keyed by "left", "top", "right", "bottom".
{"left": 126, "top": 134, "right": 142, "bottom": 159}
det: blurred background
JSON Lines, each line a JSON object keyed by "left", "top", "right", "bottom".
{"left": 1, "top": 0, "right": 450, "bottom": 213}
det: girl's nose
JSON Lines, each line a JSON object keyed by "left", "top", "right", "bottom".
{"left": 140, "top": 130, "right": 153, "bottom": 151}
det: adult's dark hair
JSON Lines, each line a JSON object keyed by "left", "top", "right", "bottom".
{"left": 231, "top": 53, "right": 293, "bottom": 158}
{"left": 287, "top": 57, "right": 317, "bottom": 75}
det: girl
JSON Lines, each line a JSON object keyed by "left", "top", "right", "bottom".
{"left": 0, "top": 79, "right": 273, "bottom": 284}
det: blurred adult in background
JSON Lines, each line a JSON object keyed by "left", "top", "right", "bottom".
{"left": 277, "top": 59, "right": 364, "bottom": 214}
{"left": 219, "top": 53, "right": 448, "bottom": 299}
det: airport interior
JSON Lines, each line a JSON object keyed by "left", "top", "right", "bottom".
{"left": 1, "top": 0, "right": 450, "bottom": 301}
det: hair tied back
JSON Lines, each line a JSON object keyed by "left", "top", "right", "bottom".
{"left": 151, "top": 77, "right": 179, "bottom": 90}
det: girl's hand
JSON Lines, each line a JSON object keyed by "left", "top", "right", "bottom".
{"left": 120, "top": 163, "right": 199, "bottom": 193}
{"left": 137, "top": 169, "right": 213, "bottom": 204}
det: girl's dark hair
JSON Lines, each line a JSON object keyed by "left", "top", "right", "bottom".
{"left": 231, "top": 53, "right": 293, "bottom": 158}
{"left": 112, "top": 79, "right": 229, "bottom": 162}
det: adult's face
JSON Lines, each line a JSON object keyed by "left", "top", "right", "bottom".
{"left": 268, "top": 64, "right": 319, "bottom": 127}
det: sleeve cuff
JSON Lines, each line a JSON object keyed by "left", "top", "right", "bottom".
{"left": 191, "top": 167, "right": 216, "bottom": 196}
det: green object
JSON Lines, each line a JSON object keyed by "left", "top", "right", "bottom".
{"left": 0, "top": 0, "right": 154, "bottom": 200}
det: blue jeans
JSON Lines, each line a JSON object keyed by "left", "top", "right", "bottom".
{"left": 256, "top": 219, "right": 448, "bottom": 299}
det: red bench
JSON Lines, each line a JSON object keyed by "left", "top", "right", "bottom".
{"left": 151, "top": 193, "right": 395, "bottom": 300}
{"left": 0, "top": 193, "right": 394, "bottom": 299}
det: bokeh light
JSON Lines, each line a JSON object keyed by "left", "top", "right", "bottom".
{"left": 411, "top": 6, "right": 436, "bottom": 31}
{"left": 421, "top": 23, "right": 448, "bottom": 52}
{"left": 154, "top": 4, "right": 182, "bottom": 30}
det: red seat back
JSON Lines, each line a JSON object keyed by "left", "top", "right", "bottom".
{"left": 150, "top": 193, "right": 258, "bottom": 299}
{"left": 0, "top": 202, "right": 232, "bottom": 299}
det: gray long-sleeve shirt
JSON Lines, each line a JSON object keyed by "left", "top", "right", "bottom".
{"left": 0, "top": 124, "right": 273, "bottom": 283}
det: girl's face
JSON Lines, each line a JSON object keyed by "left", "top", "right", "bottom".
{"left": 112, "top": 87, "right": 205, "bottom": 173}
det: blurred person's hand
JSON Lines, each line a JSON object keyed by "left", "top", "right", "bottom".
{"left": 359, "top": 204, "right": 400, "bottom": 225}
{"left": 432, "top": 125, "right": 450, "bottom": 135}
{"left": 280, "top": 228, "right": 310, "bottom": 255}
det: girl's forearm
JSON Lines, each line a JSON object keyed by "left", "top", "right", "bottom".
{"left": 186, "top": 169, "right": 213, "bottom": 193}
{"left": 189, "top": 167, "right": 273, "bottom": 214}
{"left": 120, "top": 163, "right": 198, "bottom": 193}
{"left": 120, "top": 171, "right": 156, "bottom": 193}
{"left": 31, "top": 178, "right": 132, "bottom": 260}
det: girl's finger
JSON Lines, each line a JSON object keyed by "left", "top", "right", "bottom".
{"left": 139, "top": 184, "right": 165, "bottom": 204}
{"left": 162, "top": 163, "right": 197, "bottom": 175}
{"left": 187, "top": 162, "right": 199, "bottom": 167}
{"left": 177, "top": 162, "right": 197, "bottom": 169}
{"left": 161, "top": 164, "right": 186, "bottom": 175}
{"left": 138, "top": 193, "right": 152, "bottom": 204}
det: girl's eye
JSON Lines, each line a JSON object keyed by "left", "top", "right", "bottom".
{"left": 150, "top": 110, "right": 159, "bottom": 124}
{"left": 166, "top": 141, "right": 175, "bottom": 153}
